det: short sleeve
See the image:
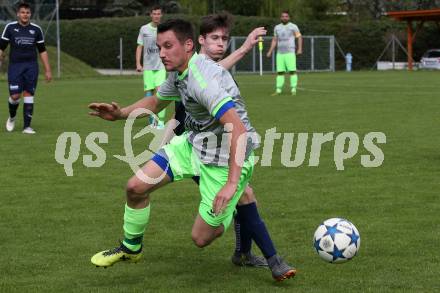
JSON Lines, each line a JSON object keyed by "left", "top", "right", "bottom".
{"left": 292, "top": 24, "right": 301, "bottom": 37}
{"left": 1, "top": 24, "right": 11, "bottom": 41}
{"left": 273, "top": 26, "right": 278, "bottom": 37}
{"left": 189, "top": 64, "right": 234, "bottom": 120}
{"left": 137, "top": 28, "right": 143, "bottom": 46}
{"left": 36, "top": 26, "right": 44, "bottom": 43}
{"left": 157, "top": 74, "right": 180, "bottom": 101}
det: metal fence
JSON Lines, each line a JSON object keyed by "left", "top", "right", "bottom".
{"left": 229, "top": 35, "right": 335, "bottom": 74}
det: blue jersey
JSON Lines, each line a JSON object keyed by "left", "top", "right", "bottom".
{"left": 1, "top": 21, "right": 45, "bottom": 63}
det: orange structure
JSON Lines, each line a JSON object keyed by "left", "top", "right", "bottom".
{"left": 387, "top": 9, "right": 440, "bottom": 70}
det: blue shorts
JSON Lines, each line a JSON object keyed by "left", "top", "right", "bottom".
{"left": 8, "top": 62, "right": 39, "bottom": 95}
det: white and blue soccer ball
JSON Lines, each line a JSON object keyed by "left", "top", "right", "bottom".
{"left": 313, "top": 218, "right": 360, "bottom": 263}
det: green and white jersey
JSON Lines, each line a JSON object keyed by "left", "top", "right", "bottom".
{"left": 274, "top": 22, "right": 301, "bottom": 54}
{"left": 157, "top": 53, "right": 259, "bottom": 166}
{"left": 137, "top": 22, "right": 164, "bottom": 71}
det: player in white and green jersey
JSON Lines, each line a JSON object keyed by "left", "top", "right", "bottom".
{"left": 267, "top": 11, "right": 302, "bottom": 95}
{"left": 177, "top": 13, "right": 295, "bottom": 278}
{"left": 136, "top": 5, "right": 166, "bottom": 128}
{"left": 88, "top": 18, "right": 296, "bottom": 281}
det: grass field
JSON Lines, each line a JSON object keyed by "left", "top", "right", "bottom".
{"left": 0, "top": 71, "right": 439, "bottom": 292}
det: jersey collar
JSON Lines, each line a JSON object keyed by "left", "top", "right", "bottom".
{"left": 147, "top": 22, "right": 157, "bottom": 30}
{"left": 178, "top": 52, "right": 198, "bottom": 80}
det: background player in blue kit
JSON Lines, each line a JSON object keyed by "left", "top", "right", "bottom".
{"left": 0, "top": 2, "right": 52, "bottom": 134}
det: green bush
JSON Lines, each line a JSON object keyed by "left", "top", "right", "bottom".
{"left": 3, "top": 15, "right": 438, "bottom": 70}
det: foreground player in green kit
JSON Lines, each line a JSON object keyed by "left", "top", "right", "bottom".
{"left": 89, "top": 18, "right": 296, "bottom": 281}
{"left": 167, "top": 13, "right": 296, "bottom": 279}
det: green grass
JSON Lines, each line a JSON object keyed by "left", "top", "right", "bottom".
{"left": 0, "top": 71, "right": 439, "bottom": 292}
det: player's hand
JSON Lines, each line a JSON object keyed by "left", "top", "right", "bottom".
{"left": 296, "top": 49, "right": 303, "bottom": 55}
{"left": 45, "top": 71, "right": 52, "bottom": 82}
{"left": 241, "top": 27, "right": 267, "bottom": 53}
{"left": 88, "top": 102, "right": 122, "bottom": 121}
{"left": 213, "top": 182, "right": 237, "bottom": 216}
{"left": 136, "top": 64, "right": 143, "bottom": 72}
{"left": 266, "top": 51, "right": 272, "bottom": 58}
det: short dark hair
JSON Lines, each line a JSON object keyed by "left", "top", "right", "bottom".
{"left": 200, "top": 12, "right": 233, "bottom": 36}
{"left": 150, "top": 5, "right": 162, "bottom": 12}
{"left": 281, "top": 10, "right": 289, "bottom": 15}
{"left": 158, "top": 19, "right": 195, "bottom": 47}
{"left": 17, "top": 2, "right": 31, "bottom": 11}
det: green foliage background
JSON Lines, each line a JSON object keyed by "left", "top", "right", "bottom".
{"left": 1, "top": 10, "right": 439, "bottom": 70}
{"left": 47, "top": 16, "right": 440, "bottom": 70}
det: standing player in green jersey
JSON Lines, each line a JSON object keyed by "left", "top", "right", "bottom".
{"left": 135, "top": 5, "right": 167, "bottom": 128}
{"left": 89, "top": 18, "right": 296, "bottom": 281}
{"left": 164, "top": 13, "right": 296, "bottom": 278}
{"left": 266, "top": 10, "right": 302, "bottom": 96}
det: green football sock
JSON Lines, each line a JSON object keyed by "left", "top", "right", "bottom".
{"left": 158, "top": 108, "right": 166, "bottom": 121}
{"left": 276, "top": 75, "right": 285, "bottom": 93}
{"left": 290, "top": 74, "right": 298, "bottom": 90}
{"left": 123, "top": 203, "right": 150, "bottom": 252}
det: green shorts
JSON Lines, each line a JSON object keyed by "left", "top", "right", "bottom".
{"left": 151, "top": 134, "right": 254, "bottom": 230}
{"left": 276, "top": 52, "right": 297, "bottom": 72}
{"left": 143, "top": 69, "right": 166, "bottom": 91}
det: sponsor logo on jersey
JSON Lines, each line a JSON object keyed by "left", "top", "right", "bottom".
{"left": 29, "top": 30, "right": 35, "bottom": 34}
{"left": 147, "top": 47, "right": 160, "bottom": 54}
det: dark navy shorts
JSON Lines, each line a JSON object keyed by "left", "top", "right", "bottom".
{"left": 8, "top": 62, "right": 39, "bottom": 95}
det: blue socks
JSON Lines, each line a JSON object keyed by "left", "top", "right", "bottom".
{"left": 234, "top": 216, "right": 252, "bottom": 255}
{"left": 23, "top": 96, "right": 34, "bottom": 129}
{"left": 236, "top": 202, "right": 277, "bottom": 259}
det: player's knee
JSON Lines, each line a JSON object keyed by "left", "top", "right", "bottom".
{"left": 126, "top": 178, "right": 150, "bottom": 198}
{"left": 191, "top": 234, "right": 209, "bottom": 248}
{"left": 277, "top": 72, "right": 284, "bottom": 76}
{"left": 289, "top": 71, "right": 296, "bottom": 75}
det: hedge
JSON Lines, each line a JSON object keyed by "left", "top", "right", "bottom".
{"left": 2, "top": 15, "right": 439, "bottom": 70}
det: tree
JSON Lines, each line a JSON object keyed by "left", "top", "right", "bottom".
{"left": 220, "top": 0, "right": 264, "bottom": 16}
{"left": 299, "top": 0, "right": 340, "bottom": 19}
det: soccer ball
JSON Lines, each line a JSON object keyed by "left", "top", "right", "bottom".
{"left": 313, "top": 218, "right": 360, "bottom": 263}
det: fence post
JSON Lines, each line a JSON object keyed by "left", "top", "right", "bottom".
{"left": 330, "top": 36, "right": 335, "bottom": 72}
{"left": 392, "top": 35, "right": 396, "bottom": 70}
{"left": 311, "top": 37, "right": 315, "bottom": 71}
{"left": 56, "top": 0, "right": 61, "bottom": 78}
{"left": 272, "top": 47, "right": 275, "bottom": 72}
{"left": 119, "top": 37, "right": 123, "bottom": 75}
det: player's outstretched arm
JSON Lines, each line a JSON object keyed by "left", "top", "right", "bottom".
{"left": 88, "top": 96, "right": 170, "bottom": 121}
{"left": 218, "top": 27, "right": 267, "bottom": 70}
{"left": 212, "top": 108, "right": 247, "bottom": 215}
